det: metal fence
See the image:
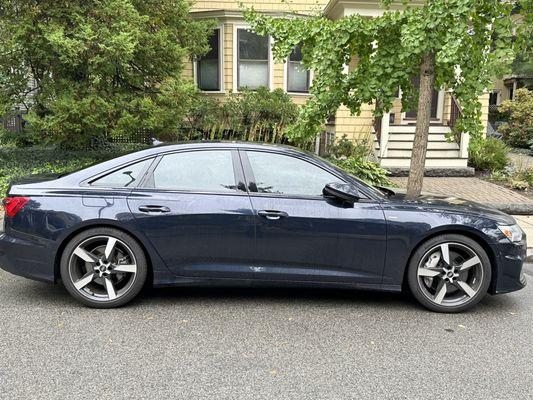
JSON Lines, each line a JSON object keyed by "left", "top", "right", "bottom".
{"left": 1, "top": 111, "right": 27, "bottom": 134}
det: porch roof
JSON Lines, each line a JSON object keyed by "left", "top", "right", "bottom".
{"left": 323, "top": 0, "right": 424, "bottom": 19}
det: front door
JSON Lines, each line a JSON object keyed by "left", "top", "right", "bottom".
{"left": 405, "top": 75, "right": 439, "bottom": 119}
{"left": 240, "top": 150, "right": 387, "bottom": 284}
{"left": 127, "top": 148, "right": 256, "bottom": 278}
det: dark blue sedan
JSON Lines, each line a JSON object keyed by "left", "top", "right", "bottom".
{"left": 0, "top": 142, "right": 527, "bottom": 312}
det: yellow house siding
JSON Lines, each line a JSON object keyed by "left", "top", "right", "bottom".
{"left": 191, "top": 1, "right": 326, "bottom": 14}
{"left": 224, "top": 23, "right": 233, "bottom": 91}
{"left": 334, "top": 104, "right": 375, "bottom": 144}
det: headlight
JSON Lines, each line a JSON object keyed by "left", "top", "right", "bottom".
{"left": 498, "top": 224, "right": 523, "bottom": 242}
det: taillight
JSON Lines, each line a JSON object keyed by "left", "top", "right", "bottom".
{"left": 2, "top": 197, "right": 29, "bottom": 217}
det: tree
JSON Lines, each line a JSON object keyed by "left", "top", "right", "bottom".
{"left": 0, "top": 0, "right": 214, "bottom": 148}
{"left": 244, "top": 0, "right": 514, "bottom": 198}
{"left": 513, "top": 0, "right": 533, "bottom": 86}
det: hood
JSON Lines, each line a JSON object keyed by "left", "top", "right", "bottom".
{"left": 386, "top": 188, "right": 515, "bottom": 225}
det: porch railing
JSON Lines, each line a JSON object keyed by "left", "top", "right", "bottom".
{"left": 448, "top": 95, "right": 469, "bottom": 158}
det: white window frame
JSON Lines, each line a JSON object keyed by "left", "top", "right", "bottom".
{"left": 233, "top": 24, "right": 273, "bottom": 92}
{"left": 193, "top": 25, "right": 225, "bottom": 93}
{"left": 283, "top": 48, "right": 313, "bottom": 96}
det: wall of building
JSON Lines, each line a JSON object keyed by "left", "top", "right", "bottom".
{"left": 192, "top": 1, "right": 326, "bottom": 14}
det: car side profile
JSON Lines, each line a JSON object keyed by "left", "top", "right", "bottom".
{"left": 0, "top": 142, "right": 527, "bottom": 312}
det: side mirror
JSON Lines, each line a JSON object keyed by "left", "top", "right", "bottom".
{"left": 323, "top": 182, "right": 360, "bottom": 205}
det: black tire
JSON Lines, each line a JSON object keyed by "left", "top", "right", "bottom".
{"left": 407, "top": 234, "right": 491, "bottom": 313}
{"left": 60, "top": 227, "right": 148, "bottom": 308}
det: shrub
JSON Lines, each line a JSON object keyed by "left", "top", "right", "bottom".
{"left": 498, "top": 88, "right": 533, "bottom": 149}
{"left": 490, "top": 164, "right": 533, "bottom": 192}
{"left": 468, "top": 137, "right": 509, "bottom": 172}
{"left": 327, "top": 134, "right": 372, "bottom": 159}
{"left": 329, "top": 157, "right": 392, "bottom": 187}
{"left": 180, "top": 87, "right": 299, "bottom": 144}
{"left": 0, "top": 144, "right": 149, "bottom": 195}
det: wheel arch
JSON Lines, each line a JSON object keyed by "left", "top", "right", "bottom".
{"left": 401, "top": 227, "right": 498, "bottom": 292}
{"left": 54, "top": 221, "right": 154, "bottom": 285}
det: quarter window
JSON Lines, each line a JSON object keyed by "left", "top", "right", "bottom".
{"left": 91, "top": 159, "right": 152, "bottom": 188}
{"left": 197, "top": 29, "right": 221, "bottom": 91}
{"left": 238, "top": 29, "right": 269, "bottom": 90}
{"left": 246, "top": 151, "right": 342, "bottom": 197}
{"left": 287, "top": 46, "right": 310, "bottom": 93}
{"left": 152, "top": 151, "right": 236, "bottom": 192}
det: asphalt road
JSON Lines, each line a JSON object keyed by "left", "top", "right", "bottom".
{"left": 1, "top": 266, "right": 533, "bottom": 400}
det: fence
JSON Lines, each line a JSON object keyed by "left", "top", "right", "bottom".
{"left": 1, "top": 111, "right": 27, "bottom": 134}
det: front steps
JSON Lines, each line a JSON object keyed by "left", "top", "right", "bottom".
{"left": 374, "top": 124, "right": 468, "bottom": 170}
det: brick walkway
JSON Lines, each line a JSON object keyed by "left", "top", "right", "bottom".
{"left": 390, "top": 177, "right": 533, "bottom": 205}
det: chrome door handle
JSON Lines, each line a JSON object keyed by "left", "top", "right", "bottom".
{"left": 257, "top": 210, "right": 289, "bottom": 220}
{"left": 138, "top": 205, "right": 171, "bottom": 213}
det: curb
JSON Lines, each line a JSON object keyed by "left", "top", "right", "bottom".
{"left": 484, "top": 203, "right": 533, "bottom": 216}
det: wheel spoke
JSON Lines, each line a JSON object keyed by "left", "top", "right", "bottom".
{"left": 434, "top": 280, "right": 447, "bottom": 304}
{"left": 104, "top": 237, "right": 118, "bottom": 260}
{"left": 113, "top": 264, "right": 136, "bottom": 274}
{"left": 73, "top": 247, "right": 98, "bottom": 263}
{"left": 418, "top": 268, "right": 441, "bottom": 277}
{"left": 426, "top": 252, "right": 440, "bottom": 269}
{"left": 74, "top": 272, "right": 94, "bottom": 290}
{"left": 459, "top": 255, "right": 481, "bottom": 271}
{"left": 456, "top": 281, "right": 476, "bottom": 298}
{"left": 440, "top": 243, "right": 450, "bottom": 265}
{"left": 104, "top": 277, "right": 117, "bottom": 300}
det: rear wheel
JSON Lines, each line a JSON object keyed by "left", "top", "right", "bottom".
{"left": 407, "top": 234, "right": 491, "bottom": 313}
{"left": 60, "top": 227, "right": 147, "bottom": 308}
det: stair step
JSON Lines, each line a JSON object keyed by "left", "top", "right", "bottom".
{"left": 387, "top": 149, "right": 461, "bottom": 158}
{"left": 387, "top": 141, "right": 459, "bottom": 150}
{"left": 388, "top": 125, "right": 451, "bottom": 134}
{"left": 386, "top": 133, "right": 450, "bottom": 141}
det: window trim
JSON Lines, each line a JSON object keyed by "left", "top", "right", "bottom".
{"left": 284, "top": 47, "right": 312, "bottom": 95}
{"left": 139, "top": 148, "right": 246, "bottom": 195}
{"left": 193, "top": 25, "right": 224, "bottom": 93}
{"left": 238, "top": 149, "right": 373, "bottom": 201}
{"left": 233, "top": 25, "right": 273, "bottom": 92}
{"left": 82, "top": 157, "right": 156, "bottom": 189}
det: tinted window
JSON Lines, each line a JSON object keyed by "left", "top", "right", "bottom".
{"left": 91, "top": 159, "right": 152, "bottom": 187}
{"left": 153, "top": 150, "right": 236, "bottom": 192}
{"left": 247, "top": 151, "right": 342, "bottom": 196}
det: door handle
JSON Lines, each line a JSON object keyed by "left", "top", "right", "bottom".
{"left": 138, "top": 205, "right": 171, "bottom": 213}
{"left": 257, "top": 210, "right": 289, "bottom": 220}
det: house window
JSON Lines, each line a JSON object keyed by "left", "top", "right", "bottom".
{"left": 237, "top": 29, "right": 269, "bottom": 90}
{"left": 197, "top": 29, "right": 221, "bottom": 91}
{"left": 287, "top": 46, "right": 310, "bottom": 93}
{"left": 489, "top": 90, "right": 500, "bottom": 106}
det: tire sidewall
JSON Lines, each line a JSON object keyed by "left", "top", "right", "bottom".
{"left": 60, "top": 227, "right": 148, "bottom": 308}
{"left": 407, "top": 234, "right": 491, "bottom": 313}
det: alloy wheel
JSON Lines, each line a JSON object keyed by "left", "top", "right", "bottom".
{"left": 416, "top": 242, "right": 484, "bottom": 307}
{"left": 68, "top": 235, "right": 138, "bottom": 302}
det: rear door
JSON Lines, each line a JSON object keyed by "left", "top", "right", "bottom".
{"left": 240, "top": 149, "right": 387, "bottom": 284}
{"left": 127, "top": 148, "right": 256, "bottom": 278}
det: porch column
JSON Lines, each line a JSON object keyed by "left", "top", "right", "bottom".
{"left": 459, "top": 132, "right": 469, "bottom": 158}
{"left": 380, "top": 112, "right": 390, "bottom": 158}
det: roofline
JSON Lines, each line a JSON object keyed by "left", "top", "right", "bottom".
{"left": 189, "top": 9, "right": 312, "bottom": 20}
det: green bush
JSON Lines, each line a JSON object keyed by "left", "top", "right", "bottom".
{"left": 180, "top": 87, "right": 299, "bottom": 144}
{"left": 0, "top": 144, "right": 149, "bottom": 195}
{"left": 468, "top": 137, "right": 509, "bottom": 172}
{"left": 327, "top": 134, "right": 372, "bottom": 159}
{"left": 498, "top": 89, "right": 533, "bottom": 149}
{"left": 329, "top": 157, "right": 392, "bottom": 187}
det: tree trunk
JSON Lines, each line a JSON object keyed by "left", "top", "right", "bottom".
{"left": 406, "top": 52, "right": 436, "bottom": 199}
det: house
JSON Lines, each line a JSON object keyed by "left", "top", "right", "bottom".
{"left": 185, "top": 0, "right": 493, "bottom": 173}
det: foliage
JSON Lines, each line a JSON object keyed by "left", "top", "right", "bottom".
{"left": 180, "top": 88, "right": 299, "bottom": 144}
{"left": 468, "top": 137, "right": 509, "bottom": 172}
{"left": 498, "top": 88, "right": 533, "bottom": 149}
{"left": 490, "top": 163, "right": 533, "bottom": 191}
{"left": 327, "top": 134, "right": 371, "bottom": 159}
{"left": 513, "top": 0, "right": 533, "bottom": 86}
{"left": 0, "top": 0, "right": 215, "bottom": 149}
{"left": 329, "top": 157, "right": 392, "bottom": 187}
{"left": 0, "top": 144, "right": 149, "bottom": 195}
{"left": 244, "top": 0, "right": 514, "bottom": 143}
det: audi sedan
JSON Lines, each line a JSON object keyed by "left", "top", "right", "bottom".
{"left": 0, "top": 142, "right": 527, "bottom": 312}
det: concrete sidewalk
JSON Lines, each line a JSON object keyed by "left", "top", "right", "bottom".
{"left": 390, "top": 176, "right": 533, "bottom": 214}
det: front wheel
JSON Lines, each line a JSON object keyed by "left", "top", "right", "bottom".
{"left": 60, "top": 227, "right": 148, "bottom": 308}
{"left": 407, "top": 234, "right": 491, "bottom": 313}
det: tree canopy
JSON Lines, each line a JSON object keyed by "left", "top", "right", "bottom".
{"left": 244, "top": 0, "right": 515, "bottom": 144}
{"left": 0, "top": 0, "right": 214, "bottom": 148}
